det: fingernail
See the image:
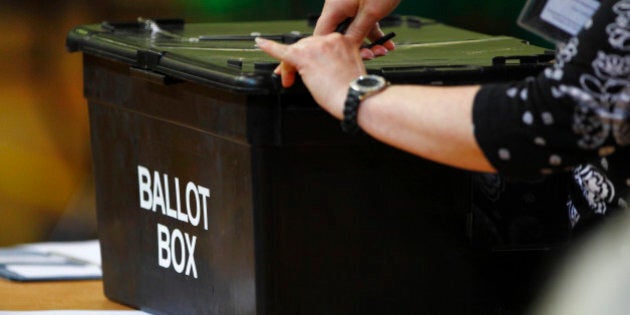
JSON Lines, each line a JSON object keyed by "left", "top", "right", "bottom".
{"left": 373, "top": 46, "right": 388, "bottom": 56}
{"left": 360, "top": 49, "right": 375, "bottom": 60}
{"left": 255, "top": 37, "right": 265, "bottom": 45}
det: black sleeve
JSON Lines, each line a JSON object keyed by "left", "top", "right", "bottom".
{"left": 473, "top": 0, "right": 630, "bottom": 179}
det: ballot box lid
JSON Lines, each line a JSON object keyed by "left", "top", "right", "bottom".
{"left": 67, "top": 16, "right": 553, "bottom": 94}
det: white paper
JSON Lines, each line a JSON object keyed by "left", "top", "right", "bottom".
{"left": 541, "top": 0, "right": 600, "bottom": 35}
{"left": 19, "top": 240, "right": 101, "bottom": 266}
{"left": 5, "top": 264, "right": 102, "bottom": 280}
{"left": 0, "top": 255, "right": 69, "bottom": 265}
{"left": 0, "top": 240, "right": 103, "bottom": 281}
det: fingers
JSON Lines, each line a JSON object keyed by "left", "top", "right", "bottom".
{"left": 316, "top": 3, "right": 377, "bottom": 46}
{"left": 256, "top": 30, "right": 388, "bottom": 88}
{"left": 366, "top": 24, "right": 385, "bottom": 43}
{"left": 359, "top": 45, "right": 389, "bottom": 60}
{"left": 367, "top": 27, "right": 396, "bottom": 51}
{"left": 343, "top": 9, "right": 385, "bottom": 46}
{"left": 314, "top": 11, "right": 351, "bottom": 36}
{"left": 314, "top": 2, "right": 357, "bottom": 36}
{"left": 257, "top": 33, "right": 368, "bottom": 118}
{"left": 255, "top": 37, "right": 287, "bottom": 60}
{"left": 314, "top": 0, "right": 401, "bottom": 50}
{"left": 277, "top": 62, "right": 296, "bottom": 88}
{"left": 330, "top": 18, "right": 396, "bottom": 54}
{"left": 360, "top": 48, "right": 375, "bottom": 60}
{"left": 256, "top": 37, "right": 297, "bottom": 88}
{"left": 361, "top": 26, "right": 394, "bottom": 59}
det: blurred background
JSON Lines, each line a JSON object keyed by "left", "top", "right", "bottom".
{"left": 0, "top": 0, "right": 550, "bottom": 246}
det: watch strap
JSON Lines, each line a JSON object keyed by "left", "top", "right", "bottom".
{"left": 341, "top": 88, "right": 362, "bottom": 134}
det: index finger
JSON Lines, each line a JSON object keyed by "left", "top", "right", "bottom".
{"left": 255, "top": 37, "right": 289, "bottom": 60}
{"left": 255, "top": 37, "right": 298, "bottom": 88}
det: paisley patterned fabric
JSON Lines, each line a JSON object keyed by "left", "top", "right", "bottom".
{"left": 473, "top": 0, "right": 630, "bottom": 229}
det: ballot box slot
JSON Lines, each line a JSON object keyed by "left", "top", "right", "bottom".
{"left": 101, "top": 18, "right": 185, "bottom": 33}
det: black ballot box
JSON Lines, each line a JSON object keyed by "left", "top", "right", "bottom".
{"left": 67, "top": 17, "right": 555, "bottom": 314}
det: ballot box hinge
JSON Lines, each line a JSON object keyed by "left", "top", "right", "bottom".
{"left": 136, "top": 50, "right": 163, "bottom": 69}
{"left": 132, "top": 50, "right": 181, "bottom": 85}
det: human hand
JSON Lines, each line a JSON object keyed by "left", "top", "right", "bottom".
{"left": 256, "top": 34, "right": 367, "bottom": 120}
{"left": 315, "top": 0, "right": 401, "bottom": 56}
{"left": 272, "top": 0, "right": 399, "bottom": 89}
{"left": 271, "top": 0, "right": 399, "bottom": 88}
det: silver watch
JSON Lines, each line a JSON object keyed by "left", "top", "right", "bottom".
{"left": 342, "top": 75, "right": 388, "bottom": 134}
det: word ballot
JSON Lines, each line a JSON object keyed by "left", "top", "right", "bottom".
{"left": 137, "top": 165, "right": 211, "bottom": 279}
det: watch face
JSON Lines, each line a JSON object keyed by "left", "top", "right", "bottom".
{"left": 351, "top": 75, "right": 387, "bottom": 94}
{"left": 358, "top": 77, "right": 382, "bottom": 88}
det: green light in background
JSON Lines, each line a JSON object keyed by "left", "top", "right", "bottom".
{"left": 178, "top": 0, "right": 258, "bottom": 15}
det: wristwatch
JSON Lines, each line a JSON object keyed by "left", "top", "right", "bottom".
{"left": 341, "top": 74, "right": 389, "bottom": 134}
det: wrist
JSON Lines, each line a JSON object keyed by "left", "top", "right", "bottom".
{"left": 341, "top": 74, "right": 389, "bottom": 134}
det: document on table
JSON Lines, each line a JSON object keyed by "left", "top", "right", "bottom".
{"left": 0, "top": 240, "right": 102, "bottom": 281}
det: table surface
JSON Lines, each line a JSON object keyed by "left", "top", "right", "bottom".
{"left": 0, "top": 278, "right": 133, "bottom": 310}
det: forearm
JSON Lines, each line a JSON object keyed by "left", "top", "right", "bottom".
{"left": 356, "top": 84, "right": 496, "bottom": 173}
